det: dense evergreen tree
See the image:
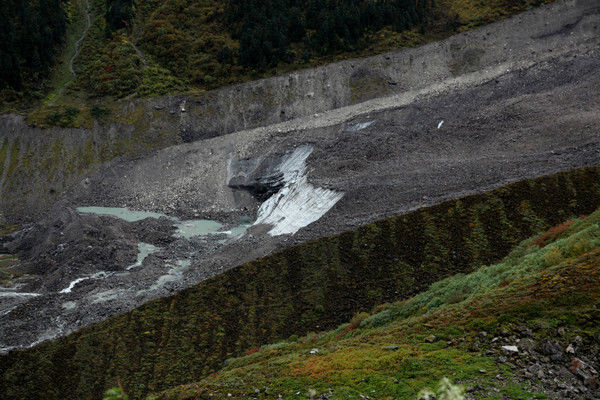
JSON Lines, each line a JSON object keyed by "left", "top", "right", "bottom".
{"left": 227, "top": 0, "right": 430, "bottom": 70}
{"left": 0, "top": 0, "right": 67, "bottom": 89}
{"left": 105, "top": 0, "right": 135, "bottom": 34}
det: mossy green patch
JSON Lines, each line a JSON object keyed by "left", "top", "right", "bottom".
{"left": 4, "top": 141, "right": 21, "bottom": 190}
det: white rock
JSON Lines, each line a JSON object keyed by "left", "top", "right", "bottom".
{"left": 502, "top": 345, "right": 519, "bottom": 353}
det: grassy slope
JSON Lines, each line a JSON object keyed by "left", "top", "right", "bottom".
{"left": 4, "top": 0, "right": 554, "bottom": 121}
{"left": 155, "top": 210, "right": 600, "bottom": 400}
{"left": 1, "top": 166, "right": 600, "bottom": 400}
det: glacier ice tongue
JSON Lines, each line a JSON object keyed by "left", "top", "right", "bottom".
{"left": 253, "top": 145, "right": 343, "bottom": 236}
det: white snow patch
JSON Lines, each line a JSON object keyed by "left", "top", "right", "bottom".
{"left": 347, "top": 121, "right": 375, "bottom": 132}
{"left": 126, "top": 243, "right": 159, "bottom": 270}
{"left": 437, "top": 120, "right": 444, "bottom": 129}
{"left": 253, "top": 145, "right": 343, "bottom": 236}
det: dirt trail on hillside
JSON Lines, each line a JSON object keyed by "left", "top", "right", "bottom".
{"left": 69, "top": 0, "right": 91, "bottom": 77}
{"left": 49, "top": 0, "right": 91, "bottom": 104}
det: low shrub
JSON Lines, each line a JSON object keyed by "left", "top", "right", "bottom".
{"left": 543, "top": 246, "right": 564, "bottom": 267}
{"left": 287, "top": 334, "right": 299, "bottom": 342}
{"left": 534, "top": 221, "right": 575, "bottom": 247}
{"left": 90, "top": 104, "right": 111, "bottom": 121}
{"left": 44, "top": 106, "right": 81, "bottom": 127}
{"left": 262, "top": 341, "right": 290, "bottom": 351}
{"left": 360, "top": 309, "right": 394, "bottom": 328}
{"left": 550, "top": 292, "right": 595, "bottom": 307}
{"left": 349, "top": 311, "right": 370, "bottom": 330}
{"left": 103, "top": 387, "right": 128, "bottom": 400}
{"left": 245, "top": 347, "right": 260, "bottom": 356}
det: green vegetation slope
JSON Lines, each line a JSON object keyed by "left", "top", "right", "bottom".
{"left": 155, "top": 208, "right": 600, "bottom": 399}
{"left": 1, "top": 165, "right": 600, "bottom": 399}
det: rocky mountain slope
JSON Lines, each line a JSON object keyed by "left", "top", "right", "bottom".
{"left": 0, "top": 0, "right": 554, "bottom": 111}
{"left": 0, "top": 0, "right": 597, "bottom": 223}
{"left": 2, "top": 166, "right": 600, "bottom": 399}
{"left": 0, "top": 1, "right": 599, "bottom": 399}
{"left": 0, "top": 0, "right": 599, "bottom": 356}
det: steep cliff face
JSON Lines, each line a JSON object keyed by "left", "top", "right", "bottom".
{"left": 0, "top": 0, "right": 598, "bottom": 222}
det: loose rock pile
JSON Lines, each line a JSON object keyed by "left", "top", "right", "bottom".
{"left": 465, "top": 324, "right": 600, "bottom": 399}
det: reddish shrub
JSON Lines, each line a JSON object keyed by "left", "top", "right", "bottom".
{"left": 335, "top": 325, "right": 354, "bottom": 339}
{"left": 245, "top": 347, "right": 260, "bottom": 356}
{"left": 534, "top": 220, "right": 575, "bottom": 247}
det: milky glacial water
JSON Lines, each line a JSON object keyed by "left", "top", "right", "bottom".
{"left": 1, "top": 306, "right": 17, "bottom": 316}
{"left": 91, "top": 289, "right": 123, "bottom": 304}
{"left": 0, "top": 291, "right": 41, "bottom": 298}
{"left": 64, "top": 208, "right": 254, "bottom": 297}
{"left": 176, "top": 220, "right": 223, "bottom": 239}
{"left": 77, "top": 207, "right": 169, "bottom": 222}
{"left": 76, "top": 207, "right": 235, "bottom": 239}
{"left": 59, "top": 271, "right": 111, "bottom": 294}
{"left": 143, "top": 259, "right": 192, "bottom": 293}
{"left": 127, "top": 243, "right": 159, "bottom": 270}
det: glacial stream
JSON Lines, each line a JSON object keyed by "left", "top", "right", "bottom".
{"left": 1, "top": 146, "right": 341, "bottom": 352}
{"left": 56, "top": 207, "right": 254, "bottom": 296}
